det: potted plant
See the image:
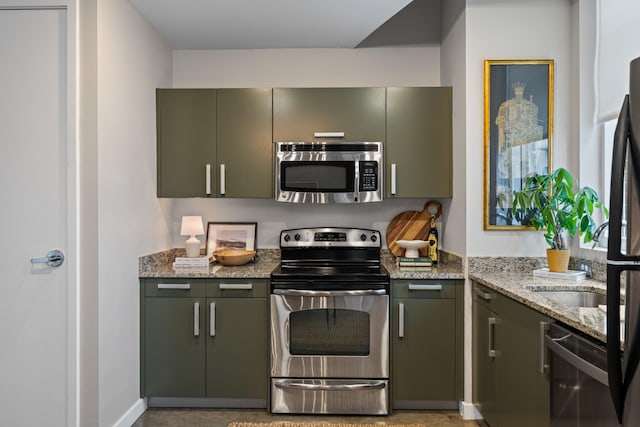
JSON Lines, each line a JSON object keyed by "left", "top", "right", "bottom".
{"left": 511, "top": 167, "right": 609, "bottom": 272}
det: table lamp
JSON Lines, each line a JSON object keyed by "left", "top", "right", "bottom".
{"left": 180, "top": 216, "right": 204, "bottom": 257}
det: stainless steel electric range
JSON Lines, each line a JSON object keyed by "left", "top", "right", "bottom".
{"left": 269, "top": 227, "right": 390, "bottom": 415}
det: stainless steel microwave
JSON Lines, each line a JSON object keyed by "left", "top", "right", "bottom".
{"left": 274, "top": 141, "right": 383, "bottom": 203}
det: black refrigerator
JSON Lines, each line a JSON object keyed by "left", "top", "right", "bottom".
{"left": 607, "top": 55, "right": 640, "bottom": 425}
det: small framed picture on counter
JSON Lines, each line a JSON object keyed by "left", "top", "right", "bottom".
{"left": 205, "top": 222, "right": 257, "bottom": 258}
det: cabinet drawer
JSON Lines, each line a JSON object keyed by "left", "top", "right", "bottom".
{"left": 143, "top": 278, "right": 207, "bottom": 297}
{"left": 207, "top": 279, "right": 268, "bottom": 298}
{"left": 392, "top": 280, "right": 458, "bottom": 299}
{"left": 471, "top": 281, "right": 499, "bottom": 310}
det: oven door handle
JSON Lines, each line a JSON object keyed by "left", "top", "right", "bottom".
{"left": 274, "top": 381, "right": 386, "bottom": 391}
{"left": 272, "top": 289, "right": 386, "bottom": 296}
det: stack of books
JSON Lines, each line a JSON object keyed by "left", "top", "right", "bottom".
{"left": 172, "top": 256, "right": 212, "bottom": 269}
{"left": 397, "top": 256, "right": 433, "bottom": 271}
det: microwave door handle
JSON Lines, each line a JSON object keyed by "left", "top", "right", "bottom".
{"left": 354, "top": 160, "right": 359, "bottom": 201}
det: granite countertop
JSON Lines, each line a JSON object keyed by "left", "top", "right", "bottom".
{"left": 139, "top": 248, "right": 465, "bottom": 280}
{"left": 469, "top": 269, "right": 609, "bottom": 344}
{"left": 139, "top": 249, "right": 280, "bottom": 278}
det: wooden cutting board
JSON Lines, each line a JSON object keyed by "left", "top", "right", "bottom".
{"left": 386, "top": 201, "right": 442, "bottom": 257}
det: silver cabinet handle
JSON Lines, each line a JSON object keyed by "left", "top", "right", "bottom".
{"left": 210, "top": 302, "right": 216, "bottom": 337}
{"left": 193, "top": 302, "right": 200, "bottom": 336}
{"left": 157, "top": 283, "right": 190, "bottom": 290}
{"left": 205, "top": 163, "right": 212, "bottom": 195}
{"left": 274, "top": 381, "right": 385, "bottom": 391}
{"left": 273, "top": 289, "right": 386, "bottom": 296}
{"left": 391, "top": 163, "right": 397, "bottom": 195}
{"left": 488, "top": 317, "right": 497, "bottom": 358}
{"left": 220, "top": 164, "right": 226, "bottom": 195}
{"left": 474, "top": 286, "right": 493, "bottom": 301}
{"left": 30, "top": 249, "right": 65, "bottom": 267}
{"left": 408, "top": 284, "right": 442, "bottom": 291}
{"left": 219, "top": 283, "right": 252, "bottom": 290}
{"left": 398, "top": 302, "right": 405, "bottom": 338}
{"left": 540, "top": 321, "right": 550, "bottom": 374}
{"left": 313, "top": 131, "right": 344, "bottom": 138}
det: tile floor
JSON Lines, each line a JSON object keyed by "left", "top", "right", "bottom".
{"left": 131, "top": 409, "right": 487, "bottom": 427}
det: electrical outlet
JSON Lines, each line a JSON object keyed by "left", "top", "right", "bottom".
{"left": 578, "top": 259, "right": 592, "bottom": 277}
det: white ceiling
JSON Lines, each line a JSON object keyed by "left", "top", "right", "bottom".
{"left": 127, "top": 0, "right": 416, "bottom": 49}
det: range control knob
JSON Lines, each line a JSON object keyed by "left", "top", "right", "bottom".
{"left": 360, "top": 234, "right": 367, "bottom": 241}
{"left": 294, "top": 233, "right": 301, "bottom": 241}
{"left": 283, "top": 234, "right": 290, "bottom": 242}
{"left": 371, "top": 234, "right": 378, "bottom": 242}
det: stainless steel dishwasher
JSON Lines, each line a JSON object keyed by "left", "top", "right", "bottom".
{"left": 545, "top": 323, "right": 619, "bottom": 426}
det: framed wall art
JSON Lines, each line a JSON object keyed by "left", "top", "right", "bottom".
{"left": 484, "top": 59, "right": 554, "bottom": 229}
{"left": 205, "top": 222, "right": 257, "bottom": 257}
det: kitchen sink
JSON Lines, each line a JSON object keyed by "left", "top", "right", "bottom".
{"left": 532, "top": 290, "right": 607, "bottom": 307}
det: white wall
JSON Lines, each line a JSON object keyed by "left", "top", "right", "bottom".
{"left": 440, "top": 0, "right": 472, "bottom": 417}
{"left": 79, "top": 1, "right": 99, "bottom": 424}
{"left": 96, "top": 0, "right": 172, "bottom": 425}
{"left": 440, "top": 0, "right": 467, "bottom": 259}
{"left": 170, "top": 47, "right": 456, "bottom": 249}
{"left": 465, "top": 0, "right": 574, "bottom": 257}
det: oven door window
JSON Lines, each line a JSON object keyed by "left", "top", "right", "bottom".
{"left": 280, "top": 162, "right": 355, "bottom": 193}
{"left": 289, "top": 308, "right": 370, "bottom": 356}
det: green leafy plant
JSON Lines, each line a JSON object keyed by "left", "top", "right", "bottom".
{"left": 511, "top": 167, "right": 609, "bottom": 250}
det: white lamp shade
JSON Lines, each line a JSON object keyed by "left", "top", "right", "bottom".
{"left": 180, "top": 216, "right": 204, "bottom": 236}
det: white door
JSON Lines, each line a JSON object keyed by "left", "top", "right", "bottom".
{"left": 0, "top": 6, "right": 77, "bottom": 426}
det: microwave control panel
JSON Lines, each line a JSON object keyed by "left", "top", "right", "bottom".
{"left": 359, "top": 161, "right": 378, "bottom": 191}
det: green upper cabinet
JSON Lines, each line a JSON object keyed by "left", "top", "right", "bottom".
{"left": 273, "top": 87, "right": 386, "bottom": 142}
{"left": 156, "top": 88, "right": 273, "bottom": 198}
{"left": 156, "top": 89, "right": 217, "bottom": 198}
{"left": 216, "top": 88, "right": 273, "bottom": 198}
{"left": 386, "top": 87, "right": 453, "bottom": 198}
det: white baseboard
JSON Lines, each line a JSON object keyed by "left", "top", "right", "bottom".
{"left": 459, "top": 401, "right": 483, "bottom": 420}
{"left": 113, "top": 398, "right": 147, "bottom": 427}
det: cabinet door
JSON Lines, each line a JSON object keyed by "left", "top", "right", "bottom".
{"left": 217, "top": 88, "right": 273, "bottom": 198}
{"left": 386, "top": 87, "right": 452, "bottom": 198}
{"left": 392, "top": 297, "right": 456, "bottom": 402}
{"left": 143, "top": 297, "right": 206, "bottom": 396}
{"left": 156, "top": 89, "right": 216, "bottom": 197}
{"left": 473, "top": 300, "right": 499, "bottom": 427}
{"left": 498, "top": 296, "right": 550, "bottom": 427}
{"left": 206, "top": 297, "right": 268, "bottom": 401}
{"left": 273, "top": 87, "right": 386, "bottom": 141}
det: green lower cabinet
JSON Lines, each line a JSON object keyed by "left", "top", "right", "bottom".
{"left": 143, "top": 296, "right": 206, "bottom": 397}
{"left": 472, "top": 282, "right": 551, "bottom": 427}
{"left": 206, "top": 297, "right": 268, "bottom": 400}
{"left": 391, "top": 280, "right": 463, "bottom": 408}
{"left": 141, "top": 278, "right": 268, "bottom": 406}
{"left": 472, "top": 294, "right": 499, "bottom": 427}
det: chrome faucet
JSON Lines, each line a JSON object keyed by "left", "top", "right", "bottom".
{"left": 593, "top": 221, "right": 609, "bottom": 242}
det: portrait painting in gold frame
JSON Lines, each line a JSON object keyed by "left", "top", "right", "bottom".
{"left": 483, "top": 59, "right": 554, "bottom": 229}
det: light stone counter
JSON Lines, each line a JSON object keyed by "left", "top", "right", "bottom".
{"left": 139, "top": 248, "right": 465, "bottom": 280}
{"left": 469, "top": 262, "right": 609, "bottom": 344}
{"left": 139, "top": 249, "right": 280, "bottom": 278}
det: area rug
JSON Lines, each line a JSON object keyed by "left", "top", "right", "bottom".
{"left": 228, "top": 423, "right": 427, "bottom": 427}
